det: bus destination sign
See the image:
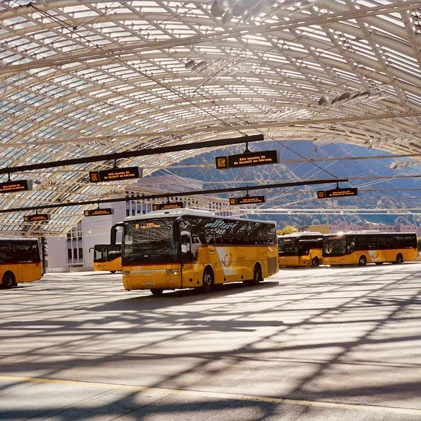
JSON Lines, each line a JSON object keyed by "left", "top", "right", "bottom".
{"left": 89, "top": 166, "right": 142, "bottom": 183}
{"left": 0, "top": 179, "right": 33, "bottom": 194}
{"left": 216, "top": 150, "right": 278, "bottom": 170}
{"left": 24, "top": 214, "right": 50, "bottom": 222}
{"left": 84, "top": 208, "right": 114, "bottom": 217}
{"left": 230, "top": 195, "right": 265, "bottom": 205}
{"left": 317, "top": 187, "right": 358, "bottom": 199}
{"left": 153, "top": 202, "right": 184, "bottom": 211}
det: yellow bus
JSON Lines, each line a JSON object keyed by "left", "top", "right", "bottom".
{"left": 278, "top": 232, "right": 324, "bottom": 267}
{"left": 322, "top": 231, "right": 418, "bottom": 266}
{"left": 91, "top": 244, "right": 122, "bottom": 273}
{"left": 111, "top": 208, "right": 279, "bottom": 296}
{"left": 0, "top": 238, "right": 43, "bottom": 289}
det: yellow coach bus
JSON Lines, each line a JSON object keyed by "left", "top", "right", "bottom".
{"left": 0, "top": 238, "right": 43, "bottom": 289}
{"left": 322, "top": 231, "right": 418, "bottom": 266}
{"left": 111, "top": 208, "right": 279, "bottom": 296}
{"left": 278, "top": 232, "right": 324, "bottom": 268}
{"left": 91, "top": 244, "right": 122, "bottom": 273}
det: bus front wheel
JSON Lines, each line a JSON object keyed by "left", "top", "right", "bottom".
{"left": 201, "top": 268, "right": 214, "bottom": 293}
{"left": 2, "top": 272, "right": 15, "bottom": 289}
{"left": 150, "top": 288, "right": 163, "bottom": 297}
{"left": 358, "top": 256, "right": 367, "bottom": 266}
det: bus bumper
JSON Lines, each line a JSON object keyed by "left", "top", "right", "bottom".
{"left": 122, "top": 268, "right": 181, "bottom": 291}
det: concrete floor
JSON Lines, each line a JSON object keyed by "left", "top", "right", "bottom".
{"left": 1, "top": 262, "right": 421, "bottom": 420}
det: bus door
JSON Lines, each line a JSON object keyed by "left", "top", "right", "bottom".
{"left": 178, "top": 220, "right": 197, "bottom": 289}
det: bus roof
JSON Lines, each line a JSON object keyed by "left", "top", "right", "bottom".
{"left": 326, "top": 231, "right": 417, "bottom": 236}
{"left": 123, "top": 208, "right": 277, "bottom": 225}
{"left": 278, "top": 231, "right": 323, "bottom": 238}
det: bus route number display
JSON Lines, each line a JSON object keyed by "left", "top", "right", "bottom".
{"left": 230, "top": 195, "right": 265, "bottom": 205}
{"left": 216, "top": 150, "right": 278, "bottom": 169}
{"left": 317, "top": 187, "right": 358, "bottom": 198}
{"left": 89, "top": 166, "right": 141, "bottom": 183}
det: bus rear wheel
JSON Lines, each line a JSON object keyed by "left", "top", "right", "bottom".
{"left": 201, "top": 268, "right": 214, "bottom": 293}
{"left": 311, "top": 257, "right": 320, "bottom": 267}
{"left": 395, "top": 254, "right": 404, "bottom": 264}
{"left": 358, "top": 255, "right": 367, "bottom": 266}
{"left": 150, "top": 288, "right": 163, "bottom": 297}
{"left": 244, "top": 264, "right": 263, "bottom": 286}
{"left": 252, "top": 264, "right": 263, "bottom": 285}
{"left": 2, "top": 272, "right": 15, "bottom": 289}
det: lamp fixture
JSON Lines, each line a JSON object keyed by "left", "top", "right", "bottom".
{"left": 185, "top": 60, "right": 208, "bottom": 72}
{"left": 390, "top": 160, "right": 417, "bottom": 170}
{"left": 317, "top": 88, "right": 387, "bottom": 107}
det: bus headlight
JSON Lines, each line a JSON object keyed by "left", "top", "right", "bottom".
{"left": 166, "top": 269, "right": 180, "bottom": 276}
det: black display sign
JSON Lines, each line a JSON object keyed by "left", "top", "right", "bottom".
{"left": 230, "top": 195, "right": 265, "bottom": 205}
{"left": 153, "top": 202, "right": 184, "bottom": 211}
{"left": 216, "top": 150, "right": 278, "bottom": 170}
{"left": 84, "top": 208, "right": 114, "bottom": 217}
{"left": 89, "top": 166, "right": 142, "bottom": 183}
{"left": 0, "top": 179, "right": 33, "bottom": 193}
{"left": 24, "top": 214, "right": 49, "bottom": 222}
{"left": 317, "top": 188, "right": 358, "bottom": 198}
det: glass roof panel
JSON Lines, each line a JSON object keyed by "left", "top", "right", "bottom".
{"left": 0, "top": 0, "right": 420, "bottom": 235}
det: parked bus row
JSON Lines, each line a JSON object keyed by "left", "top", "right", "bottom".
{"left": 278, "top": 231, "right": 418, "bottom": 268}
{"left": 2, "top": 209, "right": 418, "bottom": 293}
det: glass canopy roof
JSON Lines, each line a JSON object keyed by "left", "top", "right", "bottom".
{"left": 1, "top": 0, "right": 420, "bottom": 236}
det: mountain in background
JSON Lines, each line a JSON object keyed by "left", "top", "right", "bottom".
{"left": 154, "top": 140, "right": 420, "bottom": 228}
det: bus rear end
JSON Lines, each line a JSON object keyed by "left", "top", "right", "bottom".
{"left": 0, "top": 238, "right": 42, "bottom": 288}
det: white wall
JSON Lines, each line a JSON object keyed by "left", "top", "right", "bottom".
{"left": 46, "top": 201, "right": 126, "bottom": 272}
{"left": 44, "top": 236, "right": 67, "bottom": 272}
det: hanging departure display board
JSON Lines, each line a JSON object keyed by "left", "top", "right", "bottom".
{"left": 230, "top": 195, "right": 265, "bottom": 205}
{"left": 152, "top": 202, "right": 184, "bottom": 211}
{"left": 0, "top": 179, "right": 33, "bottom": 193}
{"left": 216, "top": 150, "right": 278, "bottom": 169}
{"left": 84, "top": 208, "right": 114, "bottom": 217}
{"left": 24, "top": 214, "right": 49, "bottom": 222}
{"left": 317, "top": 187, "right": 358, "bottom": 198}
{"left": 89, "top": 166, "right": 142, "bottom": 183}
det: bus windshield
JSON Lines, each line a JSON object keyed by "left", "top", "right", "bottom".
{"left": 123, "top": 217, "right": 179, "bottom": 265}
{"left": 278, "top": 238, "right": 298, "bottom": 255}
{"left": 93, "top": 244, "right": 121, "bottom": 262}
